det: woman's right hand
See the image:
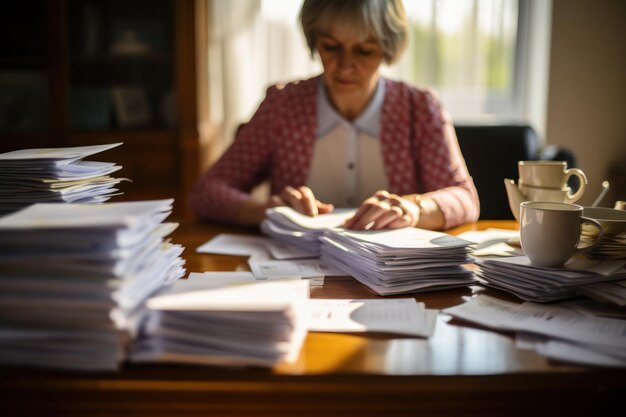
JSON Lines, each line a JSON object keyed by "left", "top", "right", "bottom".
{"left": 270, "top": 186, "right": 334, "bottom": 216}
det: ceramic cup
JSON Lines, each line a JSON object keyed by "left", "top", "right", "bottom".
{"left": 518, "top": 161, "right": 587, "bottom": 198}
{"left": 520, "top": 201, "right": 604, "bottom": 268}
{"left": 518, "top": 182, "right": 581, "bottom": 204}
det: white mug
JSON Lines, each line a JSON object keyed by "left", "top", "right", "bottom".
{"left": 518, "top": 161, "right": 587, "bottom": 197}
{"left": 518, "top": 183, "right": 582, "bottom": 204}
{"left": 520, "top": 201, "right": 604, "bottom": 268}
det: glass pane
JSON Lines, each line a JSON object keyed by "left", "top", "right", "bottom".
{"left": 68, "top": 0, "right": 175, "bottom": 130}
{"left": 0, "top": 71, "right": 49, "bottom": 133}
{"left": 399, "top": 0, "right": 520, "bottom": 119}
{"left": 0, "top": 1, "right": 49, "bottom": 133}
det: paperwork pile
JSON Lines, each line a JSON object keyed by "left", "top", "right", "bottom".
{"left": 320, "top": 227, "right": 475, "bottom": 295}
{"left": 132, "top": 279, "right": 309, "bottom": 368}
{"left": 182, "top": 274, "right": 437, "bottom": 336}
{"left": 475, "top": 255, "right": 626, "bottom": 302}
{"left": 0, "top": 143, "right": 126, "bottom": 215}
{"left": 0, "top": 199, "right": 186, "bottom": 370}
{"left": 445, "top": 295, "right": 626, "bottom": 368}
{"left": 578, "top": 279, "right": 626, "bottom": 307}
{"left": 261, "top": 207, "right": 355, "bottom": 255}
{"left": 582, "top": 232, "right": 626, "bottom": 260}
{"left": 132, "top": 277, "right": 436, "bottom": 369}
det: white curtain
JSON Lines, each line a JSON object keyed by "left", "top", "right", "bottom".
{"left": 207, "top": 0, "right": 320, "bottom": 155}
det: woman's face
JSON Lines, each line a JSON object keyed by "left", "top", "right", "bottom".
{"left": 316, "top": 27, "right": 385, "bottom": 99}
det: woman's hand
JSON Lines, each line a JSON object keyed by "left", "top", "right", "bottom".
{"left": 270, "top": 186, "right": 334, "bottom": 216}
{"left": 344, "top": 190, "right": 420, "bottom": 230}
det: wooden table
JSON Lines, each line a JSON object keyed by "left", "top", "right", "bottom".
{"left": 1, "top": 221, "right": 625, "bottom": 416}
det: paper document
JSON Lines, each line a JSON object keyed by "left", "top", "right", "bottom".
{"left": 0, "top": 198, "right": 185, "bottom": 371}
{"left": 0, "top": 143, "right": 122, "bottom": 161}
{"left": 148, "top": 279, "right": 309, "bottom": 312}
{"left": 0, "top": 143, "right": 125, "bottom": 215}
{"left": 261, "top": 207, "right": 356, "bottom": 255}
{"left": 187, "top": 271, "right": 324, "bottom": 287}
{"left": 266, "top": 207, "right": 355, "bottom": 230}
{"left": 196, "top": 233, "right": 317, "bottom": 259}
{"left": 516, "top": 333, "right": 626, "bottom": 368}
{"left": 306, "top": 298, "right": 438, "bottom": 337}
{"left": 320, "top": 227, "right": 475, "bottom": 296}
{"left": 444, "top": 295, "right": 626, "bottom": 350}
{"left": 457, "top": 228, "right": 520, "bottom": 245}
{"left": 249, "top": 258, "right": 344, "bottom": 278}
{"left": 133, "top": 279, "right": 309, "bottom": 367}
{"left": 475, "top": 255, "right": 626, "bottom": 302}
{"left": 196, "top": 234, "right": 271, "bottom": 256}
{"left": 0, "top": 199, "right": 173, "bottom": 229}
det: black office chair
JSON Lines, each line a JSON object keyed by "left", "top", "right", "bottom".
{"left": 454, "top": 124, "right": 577, "bottom": 220}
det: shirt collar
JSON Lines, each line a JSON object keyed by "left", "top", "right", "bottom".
{"left": 316, "top": 76, "right": 385, "bottom": 138}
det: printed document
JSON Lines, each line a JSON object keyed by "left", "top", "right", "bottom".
{"left": 306, "top": 298, "right": 438, "bottom": 337}
{"left": 444, "top": 295, "right": 626, "bottom": 349}
{"left": 249, "top": 258, "right": 344, "bottom": 278}
{"left": 196, "top": 233, "right": 317, "bottom": 259}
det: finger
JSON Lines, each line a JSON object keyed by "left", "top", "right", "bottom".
{"left": 369, "top": 206, "right": 404, "bottom": 230}
{"left": 317, "top": 201, "right": 334, "bottom": 214}
{"left": 387, "top": 195, "right": 404, "bottom": 206}
{"left": 298, "top": 186, "right": 318, "bottom": 216}
{"left": 351, "top": 200, "right": 392, "bottom": 230}
{"left": 374, "top": 190, "right": 391, "bottom": 201}
{"left": 280, "top": 186, "right": 307, "bottom": 214}
{"left": 346, "top": 191, "right": 392, "bottom": 228}
{"left": 269, "top": 195, "right": 285, "bottom": 208}
{"left": 389, "top": 195, "right": 420, "bottom": 227}
{"left": 279, "top": 185, "right": 297, "bottom": 201}
{"left": 344, "top": 196, "right": 380, "bottom": 228}
{"left": 386, "top": 214, "right": 413, "bottom": 229}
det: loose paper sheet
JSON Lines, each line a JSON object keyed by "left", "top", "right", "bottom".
{"left": 196, "top": 233, "right": 318, "bottom": 259}
{"left": 306, "top": 298, "right": 438, "bottom": 337}
{"left": 249, "top": 258, "right": 344, "bottom": 278}
{"left": 187, "top": 271, "right": 324, "bottom": 287}
{"left": 444, "top": 295, "right": 626, "bottom": 349}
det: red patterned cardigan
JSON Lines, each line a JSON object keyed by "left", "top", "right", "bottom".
{"left": 190, "top": 76, "right": 480, "bottom": 230}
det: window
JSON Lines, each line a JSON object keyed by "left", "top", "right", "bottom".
{"left": 391, "top": 0, "right": 523, "bottom": 122}
{"left": 207, "top": 0, "right": 547, "bottom": 146}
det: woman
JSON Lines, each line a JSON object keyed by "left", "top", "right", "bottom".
{"left": 190, "top": 0, "right": 479, "bottom": 231}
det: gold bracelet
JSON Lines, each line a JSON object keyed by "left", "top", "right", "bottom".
{"left": 412, "top": 195, "right": 424, "bottom": 227}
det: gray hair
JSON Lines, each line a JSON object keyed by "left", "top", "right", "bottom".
{"left": 299, "top": 0, "right": 408, "bottom": 64}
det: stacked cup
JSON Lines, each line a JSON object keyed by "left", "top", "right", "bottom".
{"left": 505, "top": 161, "right": 588, "bottom": 221}
{"left": 518, "top": 161, "right": 587, "bottom": 203}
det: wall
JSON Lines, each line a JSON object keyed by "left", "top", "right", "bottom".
{"left": 546, "top": 0, "right": 626, "bottom": 205}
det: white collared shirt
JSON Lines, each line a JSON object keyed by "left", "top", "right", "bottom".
{"left": 306, "top": 78, "right": 388, "bottom": 208}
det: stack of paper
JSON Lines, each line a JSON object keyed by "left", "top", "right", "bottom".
{"left": 0, "top": 143, "right": 126, "bottom": 215}
{"left": 320, "top": 227, "right": 476, "bottom": 295}
{"left": 261, "top": 207, "right": 355, "bottom": 255}
{"left": 578, "top": 279, "right": 626, "bottom": 307}
{"left": 445, "top": 295, "right": 626, "bottom": 368}
{"left": 0, "top": 199, "right": 186, "bottom": 371}
{"left": 132, "top": 279, "right": 309, "bottom": 368}
{"left": 183, "top": 277, "right": 438, "bottom": 336}
{"left": 582, "top": 232, "right": 626, "bottom": 260}
{"left": 475, "top": 255, "right": 626, "bottom": 302}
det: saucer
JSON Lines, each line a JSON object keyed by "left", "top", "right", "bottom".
{"left": 582, "top": 207, "right": 626, "bottom": 235}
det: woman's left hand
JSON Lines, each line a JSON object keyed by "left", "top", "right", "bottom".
{"left": 344, "top": 190, "right": 420, "bottom": 230}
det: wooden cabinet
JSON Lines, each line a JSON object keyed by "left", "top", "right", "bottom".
{"left": 0, "top": 0, "right": 206, "bottom": 219}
